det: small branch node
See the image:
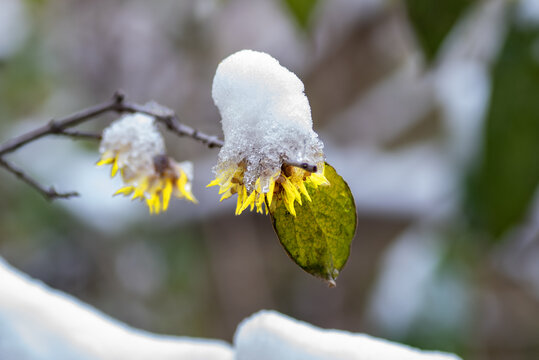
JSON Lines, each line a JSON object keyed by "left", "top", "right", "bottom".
{"left": 46, "top": 187, "right": 80, "bottom": 200}
{"left": 48, "top": 119, "right": 61, "bottom": 133}
{"left": 113, "top": 90, "right": 125, "bottom": 104}
{"left": 207, "top": 136, "right": 224, "bottom": 148}
{"left": 162, "top": 115, "right": 174, "bottom": 129}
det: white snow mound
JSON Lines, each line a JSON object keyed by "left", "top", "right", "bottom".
{"left": 211, "top": 49, "right": 324, "bottom": 191}
{"left": 234, "top": 310, "right": 463, "bottom": 360}
{"left": 0, "top": 257, "right": 233, "bottom": 360}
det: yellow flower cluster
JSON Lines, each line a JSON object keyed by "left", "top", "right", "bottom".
{"left": 98, "top": 153, "right": 197, "bottom": 214}
{"left": 208, "top": 162, "right": 329, "bottom": 216}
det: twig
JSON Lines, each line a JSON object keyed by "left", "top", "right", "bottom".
{"left": 0, "top": 158, "right": 79, "bottom": 200}
{"left": 0, "top": 91, "right": 318, "bottom": 200}
{"left": 0, "top": 98, "right": 119, "bottom": 156}
{"left": 53, "top": 129, "right": 102, "bottom": 140}
{"left": 159, "top": 116, "right": 224, "bottom": 149}
{"left": 118, "top": 101, "right": 225, "bottom": 148}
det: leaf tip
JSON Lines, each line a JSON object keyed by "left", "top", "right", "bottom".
{"left": 323, "top": 268, "right": 339, "bottom": 287}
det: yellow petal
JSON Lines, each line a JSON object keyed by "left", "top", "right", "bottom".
{"left": 309, "top": 172, "right": 330, "bottom": 187}
{"left": 218, "top": 181, "right": 233, "bottom": 195}
{"left": 283, "top": 191, "right": 296, "bottom": 217}
{"left": 184, "top": 190, "right": 198, "bottom": 204}
{"left": 162, "top": 179, "right": 173, "bottom": 211}
{"left": 111, "top": 157, "right": 119, "bottom": 177}
{"left": 176, "top": 172, "right": 188, "bottom": 195}
{"left": 240, "top": 190, "right": 256, "bottom": 213}
{"left": 250, "top": 179, "right": 261, "bottom": 213}
{"left": 175, "top": 172, "right": 197, "bottom": 203}
{"left": 132, "top": 179, "right": 148, "bottom": 200}
{"left": 220, "top": 189, "right": 233, "bottom": 201}
{"left": 235, "top": 186, "right": 245, "bottom": 215}
{"left": 282, "top": 177, "right": 302, "bottom": 206}
{"left": 153, "top": 194, "right": 162, "bottom": 214}
{"left": 207, "top": 177, "right": 221, "bottom": 188}
{"left": 96, "top": 157, "right": 114, "bottom": 166}
{"left": 114, "top": 186, "right": 134, "bottom": 196}
{"left": 298, "top": 180, "right": 311, "bottom": 202}
{"left": 179, "top": 170, "right": 188, "bottom": 183}
{"left": 146, "top": 197, "right": 154, "bottom": 214}
{"left": 266, "top": 179, "right": 276, "bottom": 207}
{"left": 256, "top": 193, "right": 265, "bottom": 214}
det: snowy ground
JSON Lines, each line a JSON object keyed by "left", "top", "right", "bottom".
{"left": 0, "top": 257, "right": 461, "bottom": 360}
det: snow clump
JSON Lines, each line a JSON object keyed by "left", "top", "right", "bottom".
{"left": 211, "top": 49, "right": 324, "bottom": 192}
{"left": 100, "top": 113, "right": 165, "bottom": 181}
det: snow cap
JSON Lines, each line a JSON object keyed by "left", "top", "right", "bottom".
{"left": 100, "top": 113, "right": 165, "bottom": 181}
{"left": 212, "top": 49, "right": 324, "bottom": 191}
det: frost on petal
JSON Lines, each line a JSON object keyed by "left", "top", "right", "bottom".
{"left": 98, "top": 114, "right": 197, "bottom": 213}
{"left": 212, "top": 49, "right": 324, "bottom": 192}
{"left": 100, "top": 113, "right": 165, "bottom": 181}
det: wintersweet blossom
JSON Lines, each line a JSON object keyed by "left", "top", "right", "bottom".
{"left": 207, "top": 50, "right": 329, "bottom": 216}
{"left": 97, "top": 113, "right": 197, "bottom": 213}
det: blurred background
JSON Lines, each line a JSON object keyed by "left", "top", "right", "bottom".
{"left": 0, "top": 0, "right": 538, "bottom": 359}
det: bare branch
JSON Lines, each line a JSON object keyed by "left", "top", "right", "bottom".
{"left": 117, "top": 101, "right": 225, "bottom": 148}
{"left": 0, "top": 158, "right": 79, "bottom": 200}
{"left": 0, "top": 98, "right": 119, "bottom": 156}
{"left": 53, "top": 129, "right": 102, "bottom": 140}
{"left": 160, "top": 115, "right": 225, "bottom": 149}
{"left": 0, "top": 91, "right": 318, "bottom": 200}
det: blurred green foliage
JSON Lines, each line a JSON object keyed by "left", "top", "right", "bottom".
{"left": 281, "top": 0, "right": 319, "bottom": 30}
{"left": 405, "top": 0, "right": 472, "bottom": 61}
{"left": 24, "top": 0, "right": 47, "bottom": 6}
{"left": 467, "top": 14, "right": 539, "bottom": 239}
{"left": 0, "top": 41, "right": 51, "bottom": 123}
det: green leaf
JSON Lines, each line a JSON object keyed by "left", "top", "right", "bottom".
{"left": 465, "top": 15, "right": 539, "bottom": 239}
{"left": 405, "top": 0, "right": 473, "bottom": 61}
{"left": 269, "top": 163, "right": 357, "bottom": 286}
{"left": 281, "top": 0, "right": 319, "bottom": 30}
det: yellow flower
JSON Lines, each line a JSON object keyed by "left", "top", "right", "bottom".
{"left": 98, "top": 113, "right": 197, "bottom": 214}
{"left": 209, "top": 50, "right": 329, "bottom": 216}
{"left": 208, "top": 162, "right": 329, "bottom": 216}
{"left": 98, "top": 153, "right": 197, "bottom": 214}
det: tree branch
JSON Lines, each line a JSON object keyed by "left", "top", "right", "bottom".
{"left": 0, "top": 98, "right": 119, "bottom": 156}
{"left": 117, "top": 100, "right": 225, "bottom": 148}
{"left": 0, "top": 158, "right": 79, "bottom": 200}
{"left": 53, "top": 129, "right": 102, "bottom": 140}
{"left": 0, "top": 91, "right": 318, "bottom": 200}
